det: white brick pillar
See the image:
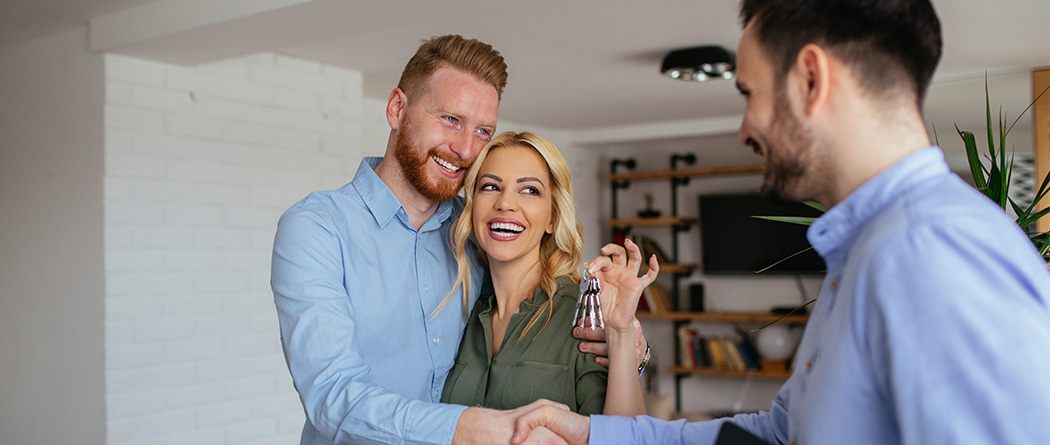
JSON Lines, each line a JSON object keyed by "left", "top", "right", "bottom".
{"left": 104, "top": 53, "right": 370, "bottom": 444}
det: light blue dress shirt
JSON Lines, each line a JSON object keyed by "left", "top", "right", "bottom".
{"left": 272, "top": 157, "right": 484, "bottom": 444}
{"left": 590, "top": 147, "right": 1050, "bottom": 444}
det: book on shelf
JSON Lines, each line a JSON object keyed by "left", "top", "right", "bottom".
{"left": 675, "top": 328, "right": 763, "bottom": 371}
{"left": 706, "top": 337, "right": 727, "bottom": 369}
{"left": 677, "top": 327, "right": 699, "bottom": 369}
{"left": 720, "top": 337, "right": 747, "bottom": 372}
{"left": 626, "top": 234, "right": 672, "bottom": 265}
{"left": 643, "top": 283, "right": 673, "bottom": 313}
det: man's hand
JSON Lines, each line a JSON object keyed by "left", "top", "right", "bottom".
{"left": 452, "top": 399, "right": 569, "bottom": 444}
{"left": 511, "top": 405, "right": 590, "bottom": 445}
{"left": 573, "top": 319, "right": 647, "bottom": 368}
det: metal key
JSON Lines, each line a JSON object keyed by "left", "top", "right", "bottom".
{"left": 572, "top": 273, "right": 604, "bottom": 330}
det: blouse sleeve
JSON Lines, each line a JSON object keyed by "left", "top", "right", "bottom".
{"left": 573, "top": 343, "right": 610, "bottom": 415}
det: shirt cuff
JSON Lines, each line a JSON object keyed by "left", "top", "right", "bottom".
{"left": 405, "top": 402, "right": 468, "bottom": 445}
{"left": 589, "top": 415, "right": 635, "bottom": 444}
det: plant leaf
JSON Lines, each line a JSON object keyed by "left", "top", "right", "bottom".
{"left": 958, "top": 127, "right": 988, "bottom": 191}
{"left": 1019, "top": 206, "right": 1050, "bottom": 229}
{"left": 802, "top": 201, "right": 826, "bottom": 212}
{"left": 754, "top": 246, "right": 815, "bottom": 274}
{"left": 1007, "top": 84, "right": 1050, "bottom": 135}
{"left": 751, "top": 298, "right": 817, "bottom": 332}
{"left": 985, "top": 75, "right": 996, "bottom": 161}
{"left": 987, "top": 165, "right": 1005, "bottom": 208}
{"left": 752, "top": 215, "right": 818, "bottom": 226}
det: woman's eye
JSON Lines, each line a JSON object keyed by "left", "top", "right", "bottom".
{"left": 522, "top": 186, "right": 540, "bottom": 195}
{"left": 479, "top": 183, "right": 499, "bottom": 192}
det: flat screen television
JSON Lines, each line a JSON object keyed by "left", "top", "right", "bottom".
{"left": 699, "top": 192, "right": 825, "bottom": 275}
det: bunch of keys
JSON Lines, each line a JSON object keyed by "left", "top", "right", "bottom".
{"left": 572, "top": 272, "right": 604, "bottom": 330}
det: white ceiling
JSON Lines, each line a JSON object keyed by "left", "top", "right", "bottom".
{"left": 2, "top": 0, "right": 1048, "bottom": 149}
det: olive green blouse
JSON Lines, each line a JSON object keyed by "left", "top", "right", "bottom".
{"left": 441, "top": 276, "right": 609, "bottom": 414}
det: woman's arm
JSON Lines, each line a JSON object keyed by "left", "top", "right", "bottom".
{"left": 587, "top": 238, "right": 659, "bottom": 416}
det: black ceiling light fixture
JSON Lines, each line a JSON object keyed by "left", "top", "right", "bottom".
{"left": 660, "top": 45, "right": 735, "bottom": 82}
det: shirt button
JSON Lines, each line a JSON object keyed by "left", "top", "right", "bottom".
{"left": 830, "top": 279, "right": 839, "bottom": 291}
{"left": 434, "top": 390, "right": 440, "bottom": 398}
{"left": 805, "top": 360, "right": 813, "bottom": 371}
{"left": 432, "top": 337, "right": 440, "bottom": 345}
{"left": 424, "top": 286, "right": 430, "bottom": 292}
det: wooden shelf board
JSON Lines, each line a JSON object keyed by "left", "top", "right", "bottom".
{"left": 669, "top": 366, "right": 792, "bottom": 380}
{"left": 641, "top": 263, "right": 697, "bottom": 274}
{"left": 606, "top": 164, "right": 764, "bottom": 182}
{"left": 636, "top": 311, "right": 809, "bottom": 323}
{"left": 607, "top": 217, "right": 696, "bottom": 228}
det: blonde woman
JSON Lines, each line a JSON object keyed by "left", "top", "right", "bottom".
{"left": 439, "top": 131, "right": 658, "bottom": 416}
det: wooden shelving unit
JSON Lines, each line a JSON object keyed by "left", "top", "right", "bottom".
{"left": 668, "top": 366, "right": 793, "bottom": 380}
{"left": 606, "top": 164, "right": 764, "bottom": 182}
{"left": 606, "top": 155, "right": 801, "bottom": 412}
{"left": 607, "top": 217, "right": 696, "bottom": 228}
{"left": 636, "top": 312, "right": 809, "bottom": 324}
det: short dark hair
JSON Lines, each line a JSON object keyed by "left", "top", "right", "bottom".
{"left": 740, "top": 0, "right": 942, "bottom": 105}
{"left": 397, "top": 34, "right": 508, "bottom": 101}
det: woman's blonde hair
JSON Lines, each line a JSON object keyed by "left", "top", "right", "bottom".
{"left": 435, "top": 131, "right": 583, "bottom": 339}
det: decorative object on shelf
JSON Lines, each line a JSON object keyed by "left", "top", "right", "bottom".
{"left": 660, "top": 45, "right": 735, "bottom": 82}
{"left": 754, "top": 324, "right": 800, "bottom": 363}
{"left": 688, "top": 283, "right": 705, "bottom": 312}
{"left": 637, "top": 193, "right": 662, "bottom": 218}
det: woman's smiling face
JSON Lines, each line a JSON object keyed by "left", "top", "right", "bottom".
{"left": 471, "top": 145, "right": 554, "bottom": 266}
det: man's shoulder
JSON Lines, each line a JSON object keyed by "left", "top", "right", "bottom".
{"left": 856, "top": 173, "right": 1045, "bottom": 283}
{"left": 866, "top": 174, "right": 1009, "bottom": 243}
{"left": 279, "top": 183, "right": 365, "bottom": 228}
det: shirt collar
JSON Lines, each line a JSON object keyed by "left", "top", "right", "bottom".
{"left": 352, "top": 156, "right": 456, "bottom": 230}
{"left": 807, "top": 146, "right": 950, "bottom": 264}
{"left": 477, "top": 275, "right": 576, "bottom": 311}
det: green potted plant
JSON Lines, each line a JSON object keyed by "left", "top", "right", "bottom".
{"left": 951, "top": 78, "right": 1050, "bottom": 261}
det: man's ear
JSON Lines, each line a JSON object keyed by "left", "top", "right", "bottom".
{"left": 793, "top": 43, "right": 831, "bottom": 116}
{"left": 386, "top": 88, "right": 408, "bottom": 130}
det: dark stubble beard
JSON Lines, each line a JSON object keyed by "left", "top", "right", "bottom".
{"left": 393, "top": 121, "right": 465, "bottom": 203}
{"left": 758, "top": 88, "right": 814, "bottom": 205}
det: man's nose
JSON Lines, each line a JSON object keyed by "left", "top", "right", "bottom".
{"left": 738, "top": 116, "right": 751, "bottom": 147}
{"left": 449, "top": 131, "right": 474, "bottom": 161}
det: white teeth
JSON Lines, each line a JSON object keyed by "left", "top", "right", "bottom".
{"left": 489, "top": 222, "right": 524, "bottom": 235}
{"left": 433, "top": 156, "right": 461, "bottom": 172}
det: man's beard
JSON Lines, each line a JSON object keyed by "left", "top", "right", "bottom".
{"left": 757, "top": 90, "right": 814, "bottom": 205}
{"left": 393, "top": 124, "right": 467, "bottom": 203}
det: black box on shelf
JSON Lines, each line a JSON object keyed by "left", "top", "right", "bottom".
{"left": 689, "top": 283, "right": 705, "bottom": 312}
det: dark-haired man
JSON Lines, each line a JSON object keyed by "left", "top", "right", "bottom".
{"left": 512, "top": 1, "right": 1050, "bottom": 444}
{"left": 272, "top": 35, "right": 643, "bottom": 444}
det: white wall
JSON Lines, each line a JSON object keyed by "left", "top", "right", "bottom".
{"left": 103, "top": 52, "right": 369, "bottom": 444}
{"left": 0, "top": 27, "right": 107, "bottom": 444}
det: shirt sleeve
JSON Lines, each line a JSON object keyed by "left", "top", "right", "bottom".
{"left": 861, "top": 221, "right": 1050, "bottom": 444}
{"left": 271, "top": 208, "right": 465, "bottom": 444}
{"left": 573, "top": 346, "right": 608, "bottom": 415}
{"left": 587, "top": 383, "right": 790, "bottom": 445}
